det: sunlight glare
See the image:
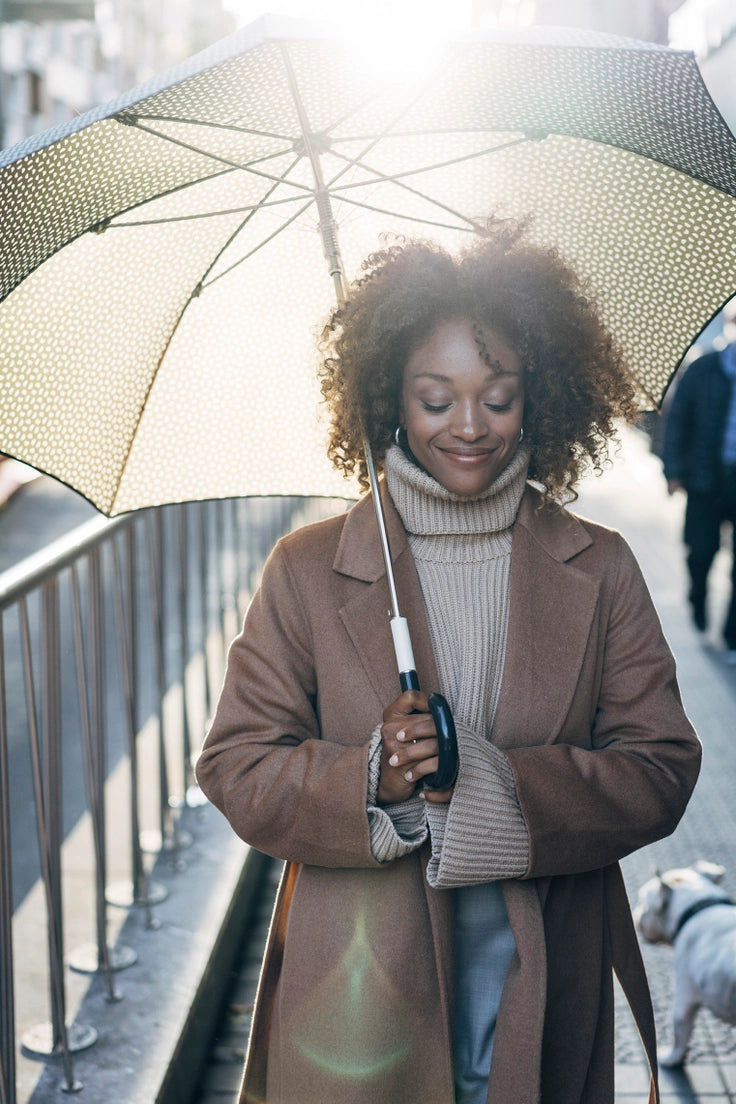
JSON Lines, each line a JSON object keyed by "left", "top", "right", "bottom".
{"left": 224, "top": 0, "right": 474, "bottom": 35}
{"left": 224, "top": 1, "right": 472, "bottom": 85}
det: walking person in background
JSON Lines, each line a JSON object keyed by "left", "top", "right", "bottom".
{"left": 197, "top": 221, "right": 700, "bottom": 1104}
{"left": 661, "top": 300, "right": 736, "bottom": 663}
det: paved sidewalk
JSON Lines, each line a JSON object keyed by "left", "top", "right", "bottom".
{"left": 575, "top": 426, "right": 736, "bottom": 1103}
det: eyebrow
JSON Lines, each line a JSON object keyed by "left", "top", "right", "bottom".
{"left": 409, "top": 367, "right": 520, "bottom": 382}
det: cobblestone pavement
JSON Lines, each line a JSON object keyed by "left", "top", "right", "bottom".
{"left": 575, "top": 426, "right": 736, "bottom": 1102}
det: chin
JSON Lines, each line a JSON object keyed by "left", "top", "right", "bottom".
{"left": 439, "top": 461, "right": 510, "bottom": 497}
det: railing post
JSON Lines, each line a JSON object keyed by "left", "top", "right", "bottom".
{"left": 175, "top": 506, "right": 195, "bottom": 803}
{"left": 0, "top": 615, "right": 16, "bottom": 1104}
{"left": 67, "top": 553, "right": 135, "bottom": 989}
{"left": 18, "top": 590, "right": 95, "bottom": 1088}
{"left": 105, "top": 523, "right": 167, "bottom": 920}
{"left": 197, "top": 504, "right": 214, "bottom": 725}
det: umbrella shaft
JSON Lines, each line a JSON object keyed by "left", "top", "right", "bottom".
{"left": 364, "top": 436, "right": 401, "bottom": 617}
{"left": 315, "top": 188, "right": 345, "bottom": 298}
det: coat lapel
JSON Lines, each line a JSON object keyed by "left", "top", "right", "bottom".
{"left": 332, "top": 485, "right": 440, "bottom": 705}
{"left": 492, "top": 492, "right": 601, "bottom": 751}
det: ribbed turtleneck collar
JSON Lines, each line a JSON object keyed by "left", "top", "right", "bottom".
{"left": 385, "top": 442, "right": 529, "bottom": 537}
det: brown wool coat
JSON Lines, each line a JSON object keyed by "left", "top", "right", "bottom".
{"left": 196, "top": 486, "right": 701, "bottom": 1104}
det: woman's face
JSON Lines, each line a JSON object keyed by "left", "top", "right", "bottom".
{"left": 400, "top": 317, "right": 524, "bottom": 497}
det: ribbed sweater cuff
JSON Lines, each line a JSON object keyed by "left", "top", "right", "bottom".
{"left": 367, "top": 729, "right": 429, "bottom": 862}
{"left": 426, "top": 725, "right": 529, "bottom": 888}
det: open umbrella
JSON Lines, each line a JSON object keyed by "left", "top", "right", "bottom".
{"left": 4, "top": 17, "right": 736, "bottom": 780}
{"left": 3, "top": 17, "right": 736, "bottom": 517}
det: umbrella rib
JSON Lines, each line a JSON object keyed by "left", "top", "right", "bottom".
{"left": 120, "top": 112, "right": 296, "bottom": 144}
{"left": 200, "top": 196, "right": 316, "bottom": 292}
{"left": 276, "top": 37, "right": 484, "bottom": 286}
{"left": 329, "top": 193, "right": 476, "bottom": 234}
{"left": 188, "top": 154, "right": 308, "bottom": 292}
{"left": 160, "top": 154, "right": 309, "bottom": 299}
{"left": 119, "top": 114, "right": 301, "bottom": 173}
{"left": 110, "top": 191, "right": 314, "bottom": 227}
{"left": 329, "top": 136, "right": 528, "bottom": 190}
{"left": 117, "top": 115, "right": 315, "bottom": 195}
{"left": 331, "top": 155, "right": 483, "bottom": 232}
{"left": 271, "top": 37, "right": 463, "bottom": 202}
{"left": 312, "top": 43, "right": 528, "bottom": 201}
{"left": 322, "top": 138, "right": 529, "bottom": 227}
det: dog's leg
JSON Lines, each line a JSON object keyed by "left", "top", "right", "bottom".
{"left": 659, "top": 997, "right": 699, "bottom": 1067}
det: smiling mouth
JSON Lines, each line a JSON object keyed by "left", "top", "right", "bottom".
{"left": 441, "top": 448, "right": 494, "bottom": 461}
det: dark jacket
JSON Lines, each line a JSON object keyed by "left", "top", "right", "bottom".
{"left": 662, "top": 350, "right": 733, "bottom": 494}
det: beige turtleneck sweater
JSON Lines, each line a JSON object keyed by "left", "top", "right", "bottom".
{"left": 366, "top": 444, "right": 530, "bottom": 885}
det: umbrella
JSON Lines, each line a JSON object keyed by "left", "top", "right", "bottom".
{"left": 3, "top": 16, "right": 736, "bottom": 519}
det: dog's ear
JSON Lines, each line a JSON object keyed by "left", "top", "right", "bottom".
{"left": 651, "top": 866, "right": 669, "bottom": 896}
{"left": 657, "top": 881, "right": 673, "bottom": 910}
{"left": 693, "top": 860, "right": 726, "bottom": 885}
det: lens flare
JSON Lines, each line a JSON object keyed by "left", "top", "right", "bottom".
{"left": 291, "top": 911, "right": 414, "bottom": 1079}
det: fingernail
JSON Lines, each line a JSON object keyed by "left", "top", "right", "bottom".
{"left": 405, "top": 770, "right": 413, "bottom": 781}
{"left": 389, "top": 754, "right": 399, "bottom": 766}
{"left": 396, "top": 730, "right": 406, "bottom": 741}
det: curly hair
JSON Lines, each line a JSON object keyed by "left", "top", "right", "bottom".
{"left": 318, "top": 219, "right": 638, "bottom": 502}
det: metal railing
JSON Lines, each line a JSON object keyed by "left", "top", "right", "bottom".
{"left": 0, "top": 494, "right": 345, "bottom": 1104}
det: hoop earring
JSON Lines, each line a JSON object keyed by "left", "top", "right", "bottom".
{"left": 394, "top": 425, "right": 404, "bottom": 446}
{"left": 519, "top": 426, "right": 524, "bottom": 443}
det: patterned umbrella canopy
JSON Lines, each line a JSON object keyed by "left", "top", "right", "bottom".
{"left": 2, "top": 17, "right": 736, "bottom": 516}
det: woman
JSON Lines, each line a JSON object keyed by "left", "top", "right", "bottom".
{"left": 196, "top": 222, "right": 701, "bottom": 1104}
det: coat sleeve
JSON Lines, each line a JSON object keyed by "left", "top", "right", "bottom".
{"left": 506, "top": 536, "right": 701, "bottom": 879}
{"left": 195, "top": 540, "right": 382, "bottom": 869}
{"left": 424, "top": 726, "right": 530, "bottom": 886}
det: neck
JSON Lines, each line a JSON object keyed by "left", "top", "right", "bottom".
{"left": 385, "top": 443, "right": 530, "bottom": 537}
{"left": 672, "top": 895, "right": 734, "bottom": 940}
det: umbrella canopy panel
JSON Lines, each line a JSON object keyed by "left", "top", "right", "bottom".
{"left": 3, "top": 19, "right": 736, "bottom": 514}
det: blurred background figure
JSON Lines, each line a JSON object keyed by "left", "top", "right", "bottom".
{"left": 661, "top": 300, "right": 736, "bottom": 663}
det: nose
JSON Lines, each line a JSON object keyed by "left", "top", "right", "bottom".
{"left": 451, "top": 400, "right": 487, "bottom": 440}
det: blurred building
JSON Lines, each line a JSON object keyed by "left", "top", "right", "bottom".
{"left": 670, "top": 0, "right": 736, "bottom": 133}
{"left": 472, "top": 0, "right": 684, "bottom": 43}
{"left": 0, "top": 0, "right": 233, "bottom": 149}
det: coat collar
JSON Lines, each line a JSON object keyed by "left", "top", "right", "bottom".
{"left": 333, "top": 482, "right": 594, "bottom": 580}
{"left": 332, "top": 481, "right": 410, "bottom": 584}
{"left": 332, "top": 482, "right": 601, "bottom": 750}
{"left": 332, "top": 484, "right": 438, "bottom": 701}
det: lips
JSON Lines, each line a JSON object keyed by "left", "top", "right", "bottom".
{"left": 440, "top": 447, "right": 494, "bottom": 462}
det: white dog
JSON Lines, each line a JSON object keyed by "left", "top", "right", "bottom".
{"left": 634, "top": 861, "right": 736, "bottom": 1066}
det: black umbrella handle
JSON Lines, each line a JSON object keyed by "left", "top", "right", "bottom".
{"left": 399, "top": 668, "right": 459, "bottom": 792}
{"left": 426, "top": 692, "right": 459, "bottom": 791}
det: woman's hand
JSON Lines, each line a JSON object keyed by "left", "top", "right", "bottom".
{"left": 378, "top": 689, "right": 453, "bottom": 805}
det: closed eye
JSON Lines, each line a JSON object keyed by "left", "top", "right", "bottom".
{"left": 421, "top": 402, "right": 451, "bottom": 413}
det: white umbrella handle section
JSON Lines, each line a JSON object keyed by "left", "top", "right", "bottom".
{"left": 364, "top": 442, "right": 459, "bottom": 791}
